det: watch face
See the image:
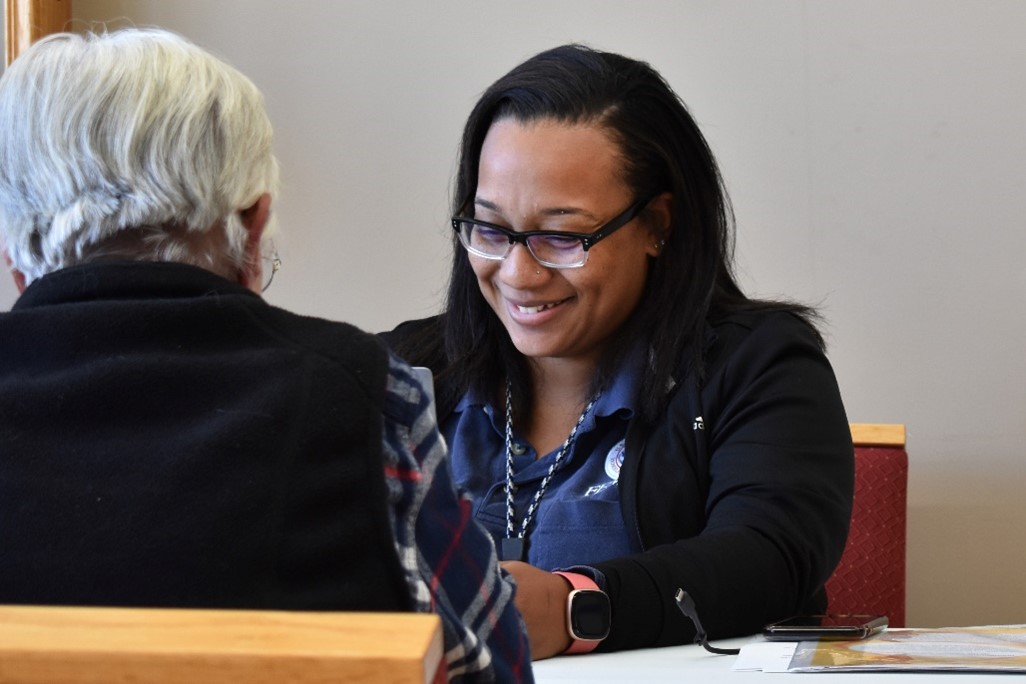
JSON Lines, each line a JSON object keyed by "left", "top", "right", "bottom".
{"left": 569, "top": 590, "right": 611, "bottom": 640}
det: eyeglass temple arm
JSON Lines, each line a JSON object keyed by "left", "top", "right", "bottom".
{"left": 674, "top": 588, "right": 741, "bottom": 656}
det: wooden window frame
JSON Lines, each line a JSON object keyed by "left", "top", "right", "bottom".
{"left": 5, "top": 0, "right": 71, "bottom": 66}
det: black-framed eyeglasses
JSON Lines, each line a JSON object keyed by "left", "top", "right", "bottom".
{"left": 452, "top": 196, "right": 652, "bottom": 269}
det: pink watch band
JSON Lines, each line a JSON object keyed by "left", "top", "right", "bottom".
{"left": 553, "top": 571, "right": 604, "bottom": 654}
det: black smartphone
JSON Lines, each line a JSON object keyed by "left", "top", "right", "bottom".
{"left": 763, "top": 614, "right": 888, "bottom": 641}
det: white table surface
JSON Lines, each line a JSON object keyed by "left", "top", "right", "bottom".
{"left": 532, "top": 637, "right": 1024, "bottom": 682}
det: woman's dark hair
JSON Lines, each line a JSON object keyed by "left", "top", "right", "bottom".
{"left": 440, "top": 44, "right": 819, "bottom": 421}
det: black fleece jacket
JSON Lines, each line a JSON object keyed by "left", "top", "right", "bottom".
{"left": 383, "top": 310, "right": 853, "bottom": 651}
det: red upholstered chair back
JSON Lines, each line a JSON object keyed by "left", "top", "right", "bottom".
{"left": 825, "top": 424, "right": 908, "bottom": 627}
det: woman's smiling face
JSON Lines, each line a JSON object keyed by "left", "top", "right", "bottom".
{"left": 470, "top": 117, "right": 663, "bottom": 368}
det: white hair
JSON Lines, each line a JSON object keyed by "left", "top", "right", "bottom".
{"left": 0, "top": 28, "right": 280, "bottom": 284}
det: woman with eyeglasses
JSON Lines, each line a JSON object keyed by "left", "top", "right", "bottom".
{"left": 385, "top": 44, "right": 854, "bottom": 659}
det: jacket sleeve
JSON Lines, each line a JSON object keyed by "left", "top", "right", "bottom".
{"left": 591, "top": 312, "right": 854, "bottom": 651}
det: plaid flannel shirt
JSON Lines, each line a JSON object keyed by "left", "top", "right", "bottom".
{"left": 381, "top": 354, "right": 534, "bottom": 682}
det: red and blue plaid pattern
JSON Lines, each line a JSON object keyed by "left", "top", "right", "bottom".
{"left": 382, "top": 354, "right": 533, "bottom": 682}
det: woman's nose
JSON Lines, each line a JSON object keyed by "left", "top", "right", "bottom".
{"left": 499, "top": 243, "right": 548, "bottom": 286}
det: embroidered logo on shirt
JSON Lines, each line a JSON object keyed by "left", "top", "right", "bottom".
{"left": 693, "top": 415, "right": 704, "bottom": 430}
{"left": 604, "top": 439, "right": 626, "bottom": 481}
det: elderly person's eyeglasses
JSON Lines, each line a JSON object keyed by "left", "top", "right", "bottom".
{"left": 261, "top": 246, "right": 281, "bottom": 293}
{"left": 452, "top": 196, "right": 652, "bottom": 269}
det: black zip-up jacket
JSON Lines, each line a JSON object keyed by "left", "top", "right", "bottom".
{"left": 383, "top": 310, "right": 853, "bottom": 651}
{"left": 1, "top": 262, "right": 411, "bottom": 613}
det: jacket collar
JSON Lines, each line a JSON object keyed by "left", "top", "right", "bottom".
{"left": 13, "top": 261, "right": 257, "bottom": 311}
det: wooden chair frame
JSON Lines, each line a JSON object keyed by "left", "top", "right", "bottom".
{"left": 0, "top": 606, "right": 444, "bottom": 683}
{"left": 850, "top": 423, "right": 905, "bottom": 448}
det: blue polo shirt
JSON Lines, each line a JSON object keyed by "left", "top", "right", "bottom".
{"left": 442, "top": 361, "right": 642, "bottom": 571}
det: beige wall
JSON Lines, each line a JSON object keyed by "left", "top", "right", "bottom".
{"left": 4, "top": 0, "right": 1026, "bottom": 628}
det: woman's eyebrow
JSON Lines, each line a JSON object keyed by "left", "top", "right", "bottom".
{"left": 473, "top": 197, "right": 599, "bottom": 221}
{"left": 473, "top": 198, "right": 501, "bottom": 212}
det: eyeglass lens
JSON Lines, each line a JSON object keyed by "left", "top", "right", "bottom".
{"left": 459, "top": 223, "right": 586, "bottom": 267}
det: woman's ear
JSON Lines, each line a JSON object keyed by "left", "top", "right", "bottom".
{"left": 644, "top": 191, "right": 672, "bottom": 257}
{"left": 2, "top": 247, "right": 27, "bottom": 293}
{"left": 240, "top": 193, "right": 272, "bottom": 239}
{"left": 238, "top": 193, "right": 272, "bottom": 293}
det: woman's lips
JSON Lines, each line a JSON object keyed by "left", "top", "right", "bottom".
{"left": 506, "top": 296, "right": 572, "bottom": 323}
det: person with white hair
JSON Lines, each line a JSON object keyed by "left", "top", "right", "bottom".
{"left": 0, "top": 28, "right": 532, "bottom": 683}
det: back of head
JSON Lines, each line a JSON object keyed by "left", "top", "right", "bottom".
{"left": 0, "top": 28, "right": 279, "bottom": 284}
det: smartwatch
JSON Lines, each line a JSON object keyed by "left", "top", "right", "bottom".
{"left": 553, "top": 571, "right": 611, "bottom": 654}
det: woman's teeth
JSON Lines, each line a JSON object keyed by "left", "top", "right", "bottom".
{"left": 517, "top": 302, "right": 558, "bottom": 314}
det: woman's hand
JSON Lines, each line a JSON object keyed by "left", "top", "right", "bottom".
{"left": 501, "top": 560, "right": 573, "bottom": 659}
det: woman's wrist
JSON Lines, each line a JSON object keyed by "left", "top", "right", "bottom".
{"left": 552, "top": 571, "right": 611, "bottom": 654}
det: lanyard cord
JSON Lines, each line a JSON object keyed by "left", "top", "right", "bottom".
{"left": 504, "top": 379, "right": 599, "bottom": 543}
